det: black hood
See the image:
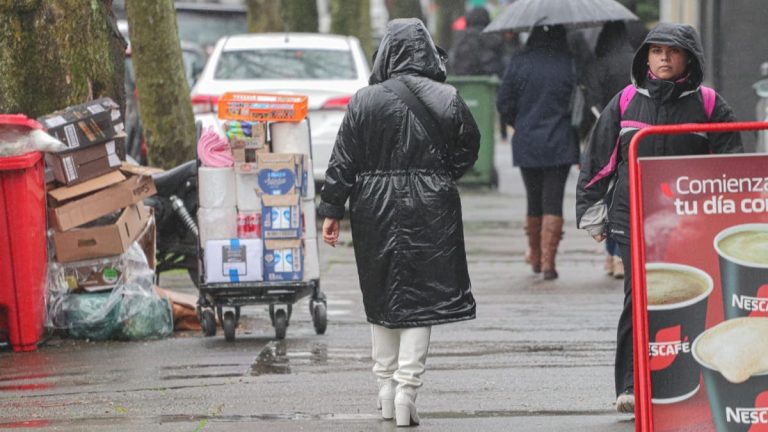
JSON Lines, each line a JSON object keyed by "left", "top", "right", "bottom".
{"left": 369, "top": 18, "right": 446, "bottom": 85}
{"left": 631, "top": 23, "right": 705, "bottom": 88}
{"left": 595, "top": 21, "right": 631, "bottom": 58}
{"left": 465, "top": 7, "right": 490, "bottom": 28}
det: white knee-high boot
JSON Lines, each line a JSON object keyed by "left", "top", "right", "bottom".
{"left": 371, "top": 325, "right": 399, "bottom": 419}
{"left": 394, "top": 326, "right": 431, "bottom": 427}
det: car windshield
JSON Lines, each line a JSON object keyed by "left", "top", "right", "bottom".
{"left": 214, "top": 49, "right": 357, "bottom": 80}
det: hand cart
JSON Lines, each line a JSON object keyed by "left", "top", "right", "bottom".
{"left": 196, "top": 278, "right": 327, "bottom": 341}
{"left": 194, "top": 93, "right": 327, "bottom": 341}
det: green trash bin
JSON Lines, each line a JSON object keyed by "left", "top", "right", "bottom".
{"left": 447, "top": 75, "right": 500, "bottom": 187}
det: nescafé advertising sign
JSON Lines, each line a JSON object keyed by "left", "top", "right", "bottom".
{"left": 639, "top": 153, "right": 768, "bottom": 432}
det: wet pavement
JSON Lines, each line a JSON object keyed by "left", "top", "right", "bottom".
{"left": 0, "top": 143, "right": 634, "bottom": 431}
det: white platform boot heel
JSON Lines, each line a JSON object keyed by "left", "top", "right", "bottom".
{"left": 377, "top": 379, "right": 396, "bottom": 419}
{"left": 371, "top": 325, "right": 399, "bottom": 420}
{"left": 395, "top": 388, "right": 419, "bottom": 427}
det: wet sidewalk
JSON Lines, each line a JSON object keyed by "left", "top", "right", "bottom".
{"left": 0, "top": 143, "right": 634, "bottom": 431}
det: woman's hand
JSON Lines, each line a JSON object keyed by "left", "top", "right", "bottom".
{"left": 323, "top": 218, "right": 341, "bottom": 247}
{"left": 592, "top": 233, "right": 606, "bottom": 243}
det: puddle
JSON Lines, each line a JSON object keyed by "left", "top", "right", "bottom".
{"left": 250, "top": 342, "right": 330, "bottom": 376}
{"left": 250, "top": 341, "right": 290, "bottom": 375}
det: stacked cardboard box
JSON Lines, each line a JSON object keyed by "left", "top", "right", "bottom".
{"left": 39, "top": 98, "right": 126, "bottom": 185}
{"left": 48, "top": 165, "right": 156, "bottom": 267}
{"left": 201, "top": 119, "right": 317, "bottom": 284}
{"left": 199, "top": 121, "right": 264, "bottom": 283}
{"left": 39, "top": 99, "right": 156, "bottom": 276}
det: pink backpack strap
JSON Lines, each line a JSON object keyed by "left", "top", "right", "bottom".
{"left": 619, "top": 84, "right": 636, "bottom": 118}
{"left": 700, "top": 86, "right": 716, "bottom": 120}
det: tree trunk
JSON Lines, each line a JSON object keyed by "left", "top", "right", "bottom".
{"left": 246, "top": 0, "right": 283, "bottom": 33}
{"left": 330, "top": 0, "right": 372, "bottom": 58}
{"left": 435, "top": 0, "right": 465, "bottom": 49}
{"left": 126, "top": 0, "right": 195, "bottom": 169}
{"left": 282, "top": 0, "right": 318, "bottom": 33}
{"left": 0, "top": 0, "right": 126, "bottom": 118}
{"left": 386, "top": 0, "right": 424, "bottom": 22}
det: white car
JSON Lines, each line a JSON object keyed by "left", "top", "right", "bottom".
{"left": 191, "top": 33, "right": 371, "bottom": 181}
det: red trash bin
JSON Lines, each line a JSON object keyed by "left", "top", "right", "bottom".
{"left": 0, "top": 116, "right": 47, "bottom": 352}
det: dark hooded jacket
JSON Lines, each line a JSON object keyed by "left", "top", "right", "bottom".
{"left": 583, "top": 21, "right": 635, "bottom": 114}
{"left": 496, "top": 25, "right": 580, "bottom": 168}
{"left": 318, "top": 19, "right": 481, "bottom": 328}
{"left": 576, "top": 23, "right": 743, "bottom": 245}
{"left": 448, "top": 7, "right": 504, "bottom": 76}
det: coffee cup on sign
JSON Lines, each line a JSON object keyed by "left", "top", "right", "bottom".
{"left": 692, "top": 317, "right": 768, "bottom": 432}
{"left": 646, "top": 262, "right": 713, "bottom": 403}
{"left": 714, "top": 224, "right": 768, "bottom": 319}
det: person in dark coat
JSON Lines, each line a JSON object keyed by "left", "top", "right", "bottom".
{"left": 576, "top": 23, "right": 743, "bottom": 414}
{"left": 496, "top": 24, "right": 580, "bottom": 280}
{"left": 448, "top": 7, "right": 504, "bottom": 77}
{"left": 319, "top": 18, "right": 480, "bottom": 427}
{"left": 582, "top": 21, "right": 636, "bottom": 279}
{"left": 583, "top": 21, "right": 636, "bottom": 119}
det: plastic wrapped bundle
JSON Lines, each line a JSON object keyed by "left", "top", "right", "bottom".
{"left": 46, "top": 242, "right": 173, "bottom": 340}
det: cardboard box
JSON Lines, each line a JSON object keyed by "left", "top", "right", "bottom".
{"left": 204, "top": 238, "right": 263, "bottom": 283}
{"left": 261, "top": 194, "right": 302, "bottom": 239}
{"left": 120, "top": 162, "right": 164, "bottom": 177}
{"left": 255, "top": 153, "right": 304, "bottom": 195}
{"left": 46, "top": 138, "right": 124, "bottom": 185}
{"left": 52, "top": 204, "right": 149, "bottom": 263}
{"left": 263, "top": 239, "right": 304, "bottom": 281}
{"left": 48, "top": 170, "right": 156, "bottom": 232}
{"left": 38, "top": 98, "right": 122, "bottom": 149}
{"left": 232, "top": 148, "right": 260, "bottom": 163}
{"left": 226, "top": 121, "right": 267, "bottom": 150}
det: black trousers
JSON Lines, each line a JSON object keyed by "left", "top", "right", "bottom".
{"left": 616, "top": 242, "right": 634, "bottom": 397}
{"left": 519, "top": 165, "right": 571, "bottom": 217}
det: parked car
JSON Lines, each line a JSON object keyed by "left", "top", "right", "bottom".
{"left": 191, "top": 33, "right": 371, "bottom": 181}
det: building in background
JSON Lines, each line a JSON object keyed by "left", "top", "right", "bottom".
{"left": 662, "top": 0, "right": 768, "bottom": 151}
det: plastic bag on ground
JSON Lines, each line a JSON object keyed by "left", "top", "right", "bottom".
{"left": 46, "top": 242, "right": 172, "bottom": 341}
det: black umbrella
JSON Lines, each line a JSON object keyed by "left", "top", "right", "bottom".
{"left": 483, "top": 0, "right": 639, "bottom": 33}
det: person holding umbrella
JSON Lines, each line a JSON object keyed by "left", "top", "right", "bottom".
{"left": 496, "top": 24, "right": 579, "bottom": 280}
{"left": 576, "top": 23, "right": 743, "bottom": 413}
{"left": 320, "top": 18, "right": 480, "bottom": 427}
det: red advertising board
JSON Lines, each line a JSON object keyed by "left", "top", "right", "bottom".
{"left": 630, "top": 122, "right": 768, "bottom": 432}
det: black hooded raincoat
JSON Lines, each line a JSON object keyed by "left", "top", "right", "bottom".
{"left": 318, "top": 19, "right": 481, "bottom": 328}
{"left": 576, "top": 23, "right": 743, "bottom": 245}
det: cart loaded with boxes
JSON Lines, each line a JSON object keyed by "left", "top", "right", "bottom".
{"left": 195, "top": 92, "right": 326, "bottom": 341}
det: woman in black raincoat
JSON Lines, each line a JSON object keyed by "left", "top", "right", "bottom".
{"left": 319, "top": 18, "right": 480, "bottom": 427}
{"left": 576, "top": 23, "right": 742, "bottom": 414}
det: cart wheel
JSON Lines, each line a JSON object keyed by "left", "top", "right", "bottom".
{"left": 223, "top": 311, "right": 236, "bottom": 342}
{"left": 274, "top": 309, "right": 287, "bottom": 340}
{"left": 312, "top": 302, "right": 327, "bottom": 335}
{"left": 201, "top": 309, "right": 216, "bottom": 337}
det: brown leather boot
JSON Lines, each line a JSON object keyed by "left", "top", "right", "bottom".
{"left": 525, "top": 216, "right": 543, "bottom": 274}
{"left": 541, "top": 215, "right": 564, "bottom": 280}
